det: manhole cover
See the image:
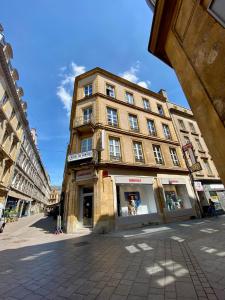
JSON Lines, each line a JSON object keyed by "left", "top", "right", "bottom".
{"left": 74, "top": 241, "right": 89, "bottom": 247}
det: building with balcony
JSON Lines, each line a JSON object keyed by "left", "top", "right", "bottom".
{"left": 62, "top": 67, "right": 198, "bottom": 233}
{"left": 167, "top": 102, "right": 225, "bottom": 214}
{"left": 0, "top": 24, "right": 50, "bottom": 218}
{"left": 147, "top": 0, "right": 225, "bottom": 186}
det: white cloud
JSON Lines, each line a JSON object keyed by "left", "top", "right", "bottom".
{"left": 119, "top": 61, "right": 150, "bottom": 89}
{"left": 57, "top": 62, "right": 86, "bottom": 116}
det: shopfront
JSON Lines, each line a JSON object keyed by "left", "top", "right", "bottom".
{"left": 203, "top": 184, "right": 225, "bottom": 212}
{"left": 114, "top": 175, "right": 160, "bottom": 229}
{"left": 160, "top": 177, "right": 196, "bottom": 220}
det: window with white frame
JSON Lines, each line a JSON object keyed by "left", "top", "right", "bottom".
{"left": 107, "top": 107, "right": 118, "bottom": 127}
{"left": 162, "top": 124, "right": 171, "bottom": 140}
{"left": 143, "top": 98, "right": 150, "bottom": 111}
{"left": 203, "top": 159, "right": 213, "bottom": 175}
{"left": 106, "top": 84, "right": 115, "bottom": 98}
{"left": 157, "top": 104, "right": 164, "bottom": 116}
{"left": 83, "top": 107, "right": 92, "bottom": 123}
{"left": 0, "top": 92, "right": 9, "bottom": 106}
{"left": 109, "top": 137, "right": 121, "bottom": 160}
{"left": 133, "top": 142, "right": 144, "bottom": 162}
{"left": 195, "top": 139, "right": 204, "bottom": 151}
{"left": 178, "top": 119, "right": 186, "bottom": 130}
{"left": 153, "top": 145, "right": 164, "bottom": 164}
{"left": 147, "top": 119, "right": 157, "bottom": 136}
{"left": 81, "top": 137, "right": 92, "bottom": 152}
{"left": 125, "top": 92, "right": 134, "bottom": 104}
{"left": 189, "top": 122, "right": 196, "bottom": 133}
{"left": 170, "top": 148, "right": 180, "bottom": 166}
{"left": 84, "top": 84, "right": 93, "bottom": 97}
{"left": 129, "top": 114, "right": 139, "bottom": 131}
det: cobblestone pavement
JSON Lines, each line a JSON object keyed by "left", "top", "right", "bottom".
{"left": 0, "top": 214, "right": 225, "bottom": 300}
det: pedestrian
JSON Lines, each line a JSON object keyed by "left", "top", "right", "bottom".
{"left": 208, "top": 198, "right": 217, "bottom": 217}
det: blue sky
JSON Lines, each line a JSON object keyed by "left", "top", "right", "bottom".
{"left": 1, "top": 0, "right": 188, "bottom": 186}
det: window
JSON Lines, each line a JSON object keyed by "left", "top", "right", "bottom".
{"left": 178, "top": 119, "right": 186, "bottom": 130}
{"left": 106, "top": 84, "right": 115, "bottom": 98}
{"left": 170, "top": 148, "right": 180, "bottom": 166}
{"left": 183, "top": 136, "right": 190, "bottom": 145}
{"left": 129, "top": 114, "right": 139, "bottom": 132}
{"left": 203, "top": 159, "right": 213, "bottom": 175}
{"left": 196, "top": 139, "right": 204, "bottom": 151}
{"left": 157, "top": 104, "right": 164, "bottom": 116}
{"left": 107, "top": 107, "right": 118, "bottom": 127}
{"left": 109, "top": 137, "right": 121, "bottom": 160}
{"left": 143, "top": 98, "right": 150, "bottom": 111}
{"left": 162, "top": 124, "right": 171, "bottom": 140}
{"left": 133, "top": 142, "right": 144, "bottom": 162}
{"left": 84, "top": 84, "right": 92, "bottom": 97}
{"left": 16, "top": 122, "right": 21, "bottom": 130}
{"left": 81, "top": 137, "right": 92, "bottom": 152}
{"left": 147, "top": 119, "right": 157, "bottom": 136}
{"left": 10, "top": 109, "right": 15, "bottom": 120}
{"left": 189, "top": 122, "right": 196, "bottom": 133}
{"left": 125, "top": 92, "right": 134, "bottom": 104}
{"left": 0, "top": 92, "right": 9, "bottom": 106}
{"left": 153, "top": 145, "right": 164, "bottom": 164}
{"left": 83, "top": 107, "right": 92, "bottom": 123}
{"left": 208, "top": 0, "right": 225, "bottom": 28}
{"left": 2, "top": 130, "right": 9, "bottom": 145}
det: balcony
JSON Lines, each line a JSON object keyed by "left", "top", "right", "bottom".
{"left": 74, "top": 116, "right": 96, "bottom": 133}
{"left": 68, "top": 149, "right": 98, "bottom": 165}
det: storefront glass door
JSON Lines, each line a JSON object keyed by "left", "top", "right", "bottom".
{"left": 82, "top": 186, "right": 93, "bottom": 227}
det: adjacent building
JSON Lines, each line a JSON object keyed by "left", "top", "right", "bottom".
{"left": 147, "top": 0, "right": 225, "bottom": 185}
{"left": 0, "top": 24, "right": 50, "bottom": 218}
{"left": 168, "top": 102, "right": 225, "bottom": 213}
{"left": 62, "top": 67, "right": 198, "bottom": 233}
{"left": 49, "top": 186, "right": 61, "bottom": 206}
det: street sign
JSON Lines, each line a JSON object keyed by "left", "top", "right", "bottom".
{"left": 189, "top": 162, "right": 202, "bottom": 173}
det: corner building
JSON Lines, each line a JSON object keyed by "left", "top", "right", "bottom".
{"left": 63, "top": 68, "right": 198, "bottom": 233}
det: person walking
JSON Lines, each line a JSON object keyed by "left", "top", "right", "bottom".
{"left": 208, "top": 198, "right": 218, "bottom": 217}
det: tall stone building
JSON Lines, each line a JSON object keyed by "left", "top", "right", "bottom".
{"left": 62, "top": 67, "right": 198, "bottom": 233}
{"left": 147, "top": 0, "right": 225, "bottom": 185}
{"left": 0, "top": 24, "right": 50, "bottom": 218}
{"left": 167, "top": 102, "right": 225, "bottom": 213}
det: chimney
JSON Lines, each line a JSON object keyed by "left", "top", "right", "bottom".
{"left": 158, "top": 89, "right": 168, "bottom": 100}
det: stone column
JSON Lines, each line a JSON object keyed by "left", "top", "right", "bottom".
{"left": 154, "top": 178, "right": 166, "bottom": 223}
{"left": 66, "top": 180, "right": 77, "bottom": 233}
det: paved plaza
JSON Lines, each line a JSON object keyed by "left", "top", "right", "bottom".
{"left": 0, "top": 215, "right": 225, "bottom": 300}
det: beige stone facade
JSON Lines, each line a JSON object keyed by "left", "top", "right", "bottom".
{"left": 62, "top": 68, "right": 198, "bottom": 233}
{"left": 148, "top": 0, "right": 225, "bottom": 185}
{"left": 167, "top": 101, "right": 225, "bottom": 213}
{"left": 49, "top": 186, "right": 61, "bottom": 206}
{"left": 0, "top": 24, "right": 50, "bottom": 218}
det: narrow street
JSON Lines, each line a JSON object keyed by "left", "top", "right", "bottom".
{"left": 0, "top": 215, "right": 225, "bottom": 300}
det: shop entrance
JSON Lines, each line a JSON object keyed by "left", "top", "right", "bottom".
{"left": 81, "top": 187, "right": 93, "bottom": 227}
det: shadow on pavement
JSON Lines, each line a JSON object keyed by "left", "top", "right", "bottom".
{"left": 30, "top": 216, "right": 57, "bottom": 234}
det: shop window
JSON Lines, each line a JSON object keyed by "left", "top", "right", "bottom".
{"left": 147, "top": 119, "right": 157, "bottom": 136}
{"left": 153, "top": 145, "right": 164, "bottom": 164}
{"left": 116, "top": 184, "right": 157, "bottom": 217}
{"left": 162, "top": 124, "right": 171, "bottom": 140}
{"left": 125, "top": 92, "right": 134, "bottom": 105}
{"left": 84, "top": 84, "right": 92, "bottom": 97}
{"left": 129, "top": 114, "right": 139, "bottom": 132}
{"left": 178, "top": 119, "right": 186, "bottom": 130}
{"left": 170, "top": 148, "right": 180, "bottom": 166}
{"left": 81, "top": 137, "right": 92, "bottom": 153}
{"left": 109, "top": 137, "right": 121, "bottom": 160}
{"left": 157, "top": 104, "right": 164, "bottom": 116}
{"left": 163, "top": 184, "right": 191, "bottom": 211}
{"left": 83, "top": 107, "right": 93, "bottom": 124}
{"left": 133, "top": 142, "right": 144, "bottom": 162}
{"left": 143, "top": 98, "right": 151, "bottom": 111}
{"left": 107, "top": 107, "right": 118, "bottom": 127}
{"left": 106, "top": 84, "right": 115, "bottom": 98}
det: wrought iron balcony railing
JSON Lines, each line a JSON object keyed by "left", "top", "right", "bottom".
{"left": 74, "top": 115, "right": 95, "bottom": 127}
